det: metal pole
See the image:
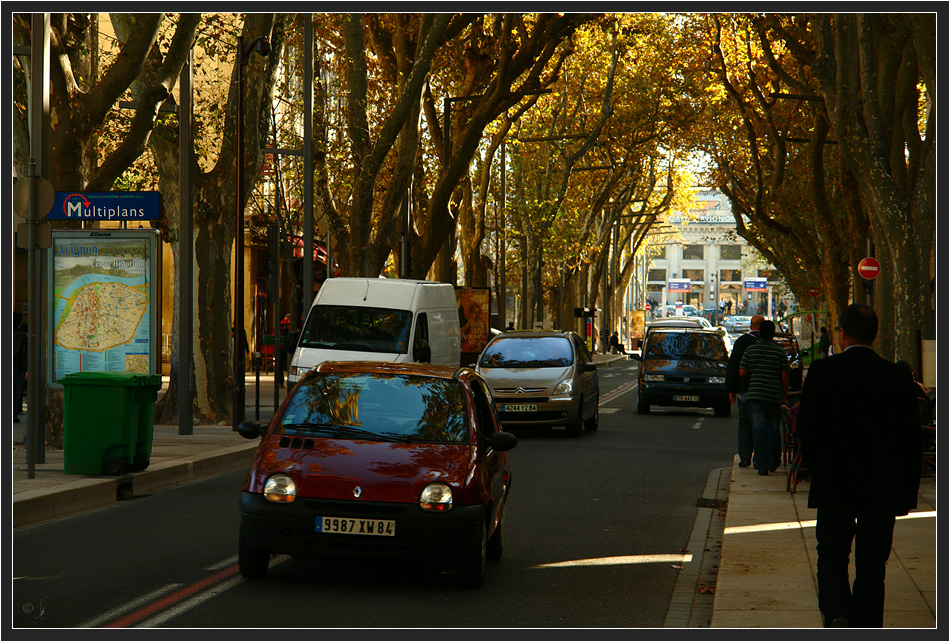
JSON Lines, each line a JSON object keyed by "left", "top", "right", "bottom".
{"left": 27, "top": 13, "right": 50, "bottom": 474}
{"left": 303, "top": 18, "right": 314, "bottom": 309}
{"left": 26, "top": 163, "right": 40, "bottom": 479}
{"left": 233, "top": 36, "right": 245, "bottom": 431}
{"left": 178, "top": 48, "right": 194, "bottom": 435}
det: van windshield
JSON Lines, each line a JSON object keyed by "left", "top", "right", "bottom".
{"left": 645, "top": 332, "right": 728, "bottom": 361}
{"left": 298, "top": 305, "right": 413, "bottom": 354}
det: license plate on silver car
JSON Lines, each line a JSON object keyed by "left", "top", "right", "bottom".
{"left": 316, "top": 516, "right": 395, "bottom": 536}
{"left": 504, "top": 404, "right": 537, "bottom": 412}
{"left": 673, "top": 395, "right": 700, "bottom": 402}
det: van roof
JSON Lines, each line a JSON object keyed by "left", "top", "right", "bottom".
{"left": 315, "top": 277, "right": 454, "bottom": 309}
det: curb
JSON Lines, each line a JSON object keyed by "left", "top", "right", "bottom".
{"left": 13, "top": 442, "right": 258, "bottom": 528}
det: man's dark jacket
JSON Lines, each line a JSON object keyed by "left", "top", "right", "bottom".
{"left": 796, "top": 346, "right": 922, "bottom": 515}
{"left": 725, "top": 331, "right": 758, "bottom": 394}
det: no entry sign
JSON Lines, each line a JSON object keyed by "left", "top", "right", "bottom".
{"left": 857, "top": 257, "right": 881, "bottom": 280}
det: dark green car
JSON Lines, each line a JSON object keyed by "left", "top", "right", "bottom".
{"left": 632, "top": 328, "right": 731, "bottom": 417}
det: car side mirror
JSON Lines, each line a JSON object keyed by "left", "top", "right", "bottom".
{"left": 238, "top": 419, "right": 266, "bottom": 440}
{"left": 488, "top": 431, "right": 518, "bottom": 451}
{"left": 413, "top": 339, "right": 432, "bottom": 363}
{"left": 629, "top": 354, "right": 642, "bottom": 361}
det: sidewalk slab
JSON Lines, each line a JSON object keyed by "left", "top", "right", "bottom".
{"left": 712, "top": 454, "right": 937, "bottom": 629}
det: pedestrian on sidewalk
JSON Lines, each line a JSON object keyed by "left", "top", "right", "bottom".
{"left": 819, "top": 326, "right": 831, "bottom": 358}
{"left": 738, "top": 319, "right": 788, "bottom": 475}
{"left": 725, "top": 314, "right": 764, "bottom": 468}
{"left": 608, "top": 332, "right": 626, "bottom": 355}
{"left": 13, "top": 311, "right": 27, "bottom": 423}
{"left": 796, "top": 303, "right": 922, "bottom": 628}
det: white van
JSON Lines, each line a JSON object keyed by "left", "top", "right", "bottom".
{"left": 287, "top": 278, "right": 461, "bottom": 385}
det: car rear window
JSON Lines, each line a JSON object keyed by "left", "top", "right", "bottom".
{"left": 278, "top": 373, "right": 468, "bottom": 444}
{"left": 478, "top": 336, "right": 574, "bottom": 368}
{"left": 645, "top": 332, "right": 728, "bottom": 361}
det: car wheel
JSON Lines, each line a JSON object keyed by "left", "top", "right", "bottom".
{"left": 239, "top": 530, "right": 270, "bottom": 579}
{"left": 460, "top": 523, "right": 486, "bottom": 588}
{"left": 566, "top": 402, "right": 584, "bottom": 437}
{"left": 584, "top": 399, "right": 599, "bottom": 431}
{"left": 487, "top": 520, "right": 504, "bottom": 561}
{"left": 637, "top": 396, "right": 651, "bottom": 414}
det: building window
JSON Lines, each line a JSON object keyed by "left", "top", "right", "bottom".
{"left": 682, "top": 269, "right": 704, "bottom": 283}
{"left": 683, "top": 245, "right": 704, "bottom": 260}
{"left": 652, "top": 246, "right": 667, "bottom": 260}
{"left": 720, "top": 245, "right": 742, "bottom": 261}
{"left": 648, "top": 269, "right": 667, "bottom": 282}
{"left": 720, "top": 269, "right": 742, "bottom": 282}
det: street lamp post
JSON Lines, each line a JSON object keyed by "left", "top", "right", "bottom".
{"left": 234, "top": 34, "right": 271, "bottom": 430}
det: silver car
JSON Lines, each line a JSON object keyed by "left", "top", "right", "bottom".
{"left": 476, "top": 330, "right": 599, "bottom": 436}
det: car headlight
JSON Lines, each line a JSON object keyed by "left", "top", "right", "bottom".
{"left": 263, "top": 474, "right": 297, "bottom": 503}
{"left": 552, "top": 379, "right": 574, "bottom": 396}
{"left": 708, "top": 376, "right": 725, "bottom": 384}
{"left": 644, "top": 374, "right": 665, "bottom": 382}
{"left": 290, "top": 365, "right": 308, "bottom": 378}
{"left": 419, "top": 482, "right": 453, "bottom": 512}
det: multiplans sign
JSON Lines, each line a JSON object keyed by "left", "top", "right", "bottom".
{"left": 49, "top": 192, "right": 160, "bottom": 221}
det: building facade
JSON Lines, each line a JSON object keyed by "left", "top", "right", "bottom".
{"left": 641, "top": 188, "right": 787, "bottom": 318}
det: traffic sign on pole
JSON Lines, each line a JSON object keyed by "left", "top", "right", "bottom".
{"left": 857, "top": 257, "right": 881, "bottom": 280}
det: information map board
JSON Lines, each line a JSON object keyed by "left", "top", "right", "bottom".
{"left": 48, "top": 229, "right": 161, "bottom": 383}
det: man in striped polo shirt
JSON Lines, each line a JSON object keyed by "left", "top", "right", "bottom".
{"left": 739, "top": 320, "right": 789, "bottom": 475}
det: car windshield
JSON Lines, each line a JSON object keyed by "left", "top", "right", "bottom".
{"left": 645, "top": 332, "right": 729, "bottom": 361}
{"left": 775, "top": 337, "right": 798, "bottom": 356}
{"left": 278, "top": 373, "right": 468, "bottom": 444}
{"left": 479, "top": 336, "right": 574, "bottom": 368}
{"left": 298, "top": 305, "right": 413, "bottom": 354}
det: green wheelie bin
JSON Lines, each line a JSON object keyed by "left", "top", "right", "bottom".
{"left": 130, "top": 374, "right": 163, "bottom": 472}
{"left": 60, "top": 372, "right": 141, "bottom": 475}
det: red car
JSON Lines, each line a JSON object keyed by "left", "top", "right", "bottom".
{"left": 237, "top": 361, "right": 516, "bottom": 588}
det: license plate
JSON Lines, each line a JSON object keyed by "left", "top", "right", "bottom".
{"left": 503, "top": 404, "right": 537, "bottom": 412}
{"left": 316, "top": 516, "right": 395, "bottom": 537}
{"left": 673, "top": 395, "right": 700, "bottom": 402}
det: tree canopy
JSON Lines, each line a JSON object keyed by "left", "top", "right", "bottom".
{"left": 13, "top": 12, "right": 936, "bottom": 425}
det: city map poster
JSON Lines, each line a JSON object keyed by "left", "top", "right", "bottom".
{"left": 50, "top": 230, "right": 160, "bottom": 382}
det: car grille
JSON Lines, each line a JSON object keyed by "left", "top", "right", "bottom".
{"left": 493, "top": 396, "right": 550, "bottom": 404}
{"left": 494, "top": 387, "right": 546, "bottom": 395}
{"left": 663, "top": 376, "right": 710, "bottom": 383}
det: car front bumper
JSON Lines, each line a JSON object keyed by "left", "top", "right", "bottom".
{"left": 492, "top": 395, "right": 582, "bottom": 428}
{"left": 239, "top": 492, "right": 485, "bottom": 568}
{"left": 639, "top": 382, "right": 728, "bottom": 409}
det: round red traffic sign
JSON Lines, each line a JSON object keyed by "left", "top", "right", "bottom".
{"left": 857, "top": 257, "right": 881, "bottom": 280}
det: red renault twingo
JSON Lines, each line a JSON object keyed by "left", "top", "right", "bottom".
{"left": 237, "top": 361, "right": 516, "bottom": 588}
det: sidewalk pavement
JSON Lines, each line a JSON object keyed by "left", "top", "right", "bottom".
{"left": 12, "top": 358, "right": 939, "bottom": 631}
{"left": 712, "top": 456, "right": 938, "bottom": 629}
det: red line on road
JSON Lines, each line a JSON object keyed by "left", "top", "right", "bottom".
{"left": 103, "top": 564, "right": 239, "bottom": 628}
{"left": 601, "top": 380, "right": 637, "bottom": 406}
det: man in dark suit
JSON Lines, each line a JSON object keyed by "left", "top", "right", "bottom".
{"left": 796, "top": 303, "right": 922, "bottom": 628}
{"left": 726, "top": 314, "right": 764, "bottom": 467}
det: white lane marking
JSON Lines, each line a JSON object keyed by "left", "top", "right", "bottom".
{"left": 77, "top": 583, "right": 185, "bottom": 628}
{"left": 137, "top": 576, "right": 243, "bottom": 628}
{"left": 135, "top": 555, "right": 291, "bottom": 627}
{"left": 203, "top": 555, "right": 238, "bottom": 571}
{"left": 692, "top": 418, "right": 705, "bottom": 430}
